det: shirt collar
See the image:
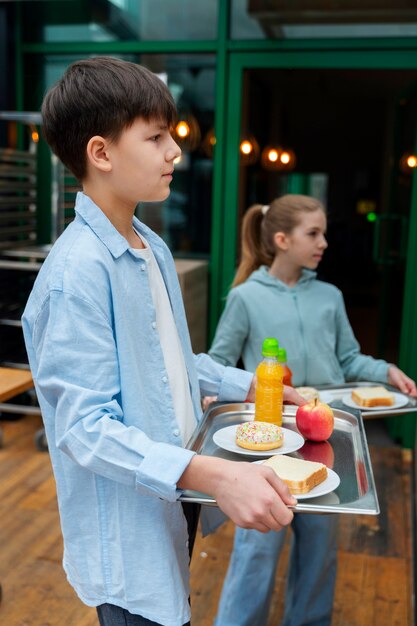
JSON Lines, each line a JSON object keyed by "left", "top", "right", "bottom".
{"left": 74, "top": 192, "right": 131, "bottom": 259}
{"left": 75, "top": 192, "right": 167, "bottom": 261}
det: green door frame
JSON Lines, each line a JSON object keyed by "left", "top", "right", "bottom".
{"left": 218, "top": 47, "right": 417, "bottom": 447}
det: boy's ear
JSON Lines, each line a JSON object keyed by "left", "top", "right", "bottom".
{"left": 86, "top": 136, "right": 112, "bottom": 173}
{"left": 273, "top": 231, "right": 289, "bottom": 251}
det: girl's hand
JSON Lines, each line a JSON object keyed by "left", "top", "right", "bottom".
{"left": 245, "top": 378, "right": 305, "bottom": 406}
{"left": 387, "top": 365, "right": 417, "bottom": 397}
{"left": 202, "top": 396, "right": 217, "bottom": 411}
{"left": 283, "top": 385, "right": 305, "bottom": 406}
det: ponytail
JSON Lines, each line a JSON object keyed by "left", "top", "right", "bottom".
{"left": 232, "top": 194, "right": 326, "bottom": 288}
{"left": 232, "top": 204, "right": 274, "bottom": 287}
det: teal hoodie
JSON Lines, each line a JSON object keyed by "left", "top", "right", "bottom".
{"left": 209, "top": 266, "right": 389, "bottom": 387}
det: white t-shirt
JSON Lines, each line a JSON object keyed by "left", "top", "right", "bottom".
{"left": 135, "top": 235, "right": 197, "bottom": 445}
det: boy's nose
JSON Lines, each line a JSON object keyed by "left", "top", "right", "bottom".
{"left": 167, "top": 137, "right": 181, "bottom": 162}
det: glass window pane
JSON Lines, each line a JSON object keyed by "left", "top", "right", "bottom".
{"left": 22, "top": 0, "right": 218, "bottom": 42}
{"left": 30, "top": 53, "right": 215, "bottom": 258}
{"left": 231, "top": 0, "right": 417, "bottom": 40}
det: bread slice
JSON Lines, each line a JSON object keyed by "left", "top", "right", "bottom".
{"left": 295, "top": 386, "right": 320, "bottom": 402}
{"left": 262, "top": 455, "right": 328, "bottom": 495}
{"left": 351, "top": 386, "right": 394, "bottom": 408}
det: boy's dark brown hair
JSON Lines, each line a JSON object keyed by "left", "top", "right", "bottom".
{"left": 41, "top": 56, "right": 177, "bottom": 181}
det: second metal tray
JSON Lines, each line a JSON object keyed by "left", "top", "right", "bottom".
{"left": 181, "top": 402, "right": 379, "bottom": 515}
{"left": 316, "top": 381, "right": 417, "bottom": 418}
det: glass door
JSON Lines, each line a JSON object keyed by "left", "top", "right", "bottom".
{"left": 219, "top": 49, "right": 417, "bottom": 446}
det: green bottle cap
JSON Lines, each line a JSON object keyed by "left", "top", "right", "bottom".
{"left": 262, "top": 337, "right": 279, "bottom": 357}
{"left": 277, "top": 348, "right": 287, "bottom": 362}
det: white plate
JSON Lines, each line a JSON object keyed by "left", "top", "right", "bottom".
{"left": 254, "top": 460, "right": 340, "bottom": 500}
{"left": 342, "top": 391, "right": 409, "bottom": 411}
{"left": 213, "top": 424, "right": 304, "bottom": 457}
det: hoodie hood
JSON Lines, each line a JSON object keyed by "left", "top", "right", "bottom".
{"left": 247, "top": 266, "right": 317, "bottom": 291}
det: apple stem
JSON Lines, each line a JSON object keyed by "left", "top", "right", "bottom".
{"left": 314, "top": 397, "right": 318, "bottom": 407}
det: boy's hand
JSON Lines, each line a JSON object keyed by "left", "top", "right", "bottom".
{"left": 388, "top": 365, "right": 417, "bottom": 397}
{"left": 178, "top": 456, "right": 296, "bottom": 533}
{"left": 213, "top": 460, "right": 296, "bottom": 532}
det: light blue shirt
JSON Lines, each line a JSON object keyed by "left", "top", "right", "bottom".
{"left": 22, "top": 192, "right": 252, "bottom": 626}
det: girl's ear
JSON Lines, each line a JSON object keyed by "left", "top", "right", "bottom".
{"left": 273, "top": 231, "right": 289, "bottom": 251}
{"left": 86, "top": 136, "right": 112, "bottom": 173}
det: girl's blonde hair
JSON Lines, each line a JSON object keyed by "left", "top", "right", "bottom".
{"left": 232, "top": 194, "right": 325, "bottom": 287}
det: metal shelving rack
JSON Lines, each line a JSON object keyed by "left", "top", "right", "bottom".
{"left": 0, "top": 112, "right": 79, "bottom": 447}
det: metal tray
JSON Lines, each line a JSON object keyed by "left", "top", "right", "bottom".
{"left": 315, "top": 381, "right": 417, "bottom": 418}
{"left": 180, "top": 402, "right": 379, "bottom": 515}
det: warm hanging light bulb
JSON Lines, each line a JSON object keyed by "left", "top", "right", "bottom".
{"left": 240, "top": 140, "right": 252, "bottom": 155}
{"left": 261, "top": 145, "right": 296, "bottom": 171}
{"left": 399, "top": 152, "right": 417, "bottom": 173}
{"left": 174, "top": 113, "right": 201, "bottom": 151}
{"left": 176, "top": 121, "right": 190, "bottom": 139}
{"left": 29, "top": 123, "right": 39, "bottom": 143}
{"left": 240, "top": 135, "right": 259, "bottom": 166}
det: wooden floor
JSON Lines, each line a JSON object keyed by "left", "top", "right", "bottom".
{"left": 0, "top": 414, "right": 414, "bottom": 626}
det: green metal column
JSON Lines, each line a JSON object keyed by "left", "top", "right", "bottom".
{"left": 209, "top": 0, "right": 230, "bottom": 340}
{"left": 220, "top": 53, "right": 243, "bottom": 304}
{"left": 387, "top": 128, "right": 417, "bottom": 447}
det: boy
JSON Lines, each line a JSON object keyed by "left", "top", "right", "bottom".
{"left": 22, "top": 57, "right": 298, "bottom": 626}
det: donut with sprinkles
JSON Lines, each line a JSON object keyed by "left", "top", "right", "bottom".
{"left": 235, "top": 421, "right": 284, "bottom": 451}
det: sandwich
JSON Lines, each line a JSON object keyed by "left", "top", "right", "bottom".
{"left": 295, "top": 386, "right": 320, "bottom": 402}
{"left": 351, "top": 386, "right": 394, "bottom": 408}
{"left": 262, "top": 455, "right": 327, "bottom": 494}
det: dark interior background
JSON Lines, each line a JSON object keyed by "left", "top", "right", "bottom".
{"left": 241, "top": 68, "right": 417, "bottom": 364}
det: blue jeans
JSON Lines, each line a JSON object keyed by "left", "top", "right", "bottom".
{"left": 215, "top": 514, "right": 338, "bottom": 626}
{"left": 97, "top": 604, "right": 190, "bottom": 626}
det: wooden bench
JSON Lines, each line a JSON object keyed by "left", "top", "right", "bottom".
{"left": 0, "top": 367, "right": 34, "bottom": 403}
{"left": 0, "top": 367, "right": 35, "bottom": 448}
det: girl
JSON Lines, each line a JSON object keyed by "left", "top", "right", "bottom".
{"left": 209, "top": 194, "right": 416, "bottom": 626}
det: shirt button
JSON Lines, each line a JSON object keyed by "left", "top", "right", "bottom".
{"left": 152, "top": 321, "right": 157, "bottom": 329}
{"left": 173, "top": 429, "right": 180, "bottom": 437}
{"left": 162, "top": 376, "right": 168, "bottom": 383}
{"left": 140, "top": 264, "right": 146, "bottom": 271}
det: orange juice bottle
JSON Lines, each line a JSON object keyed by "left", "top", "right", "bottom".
{"left": 255, "top": 338, "right": 284, "bottom": 426}
{"left": 278, "top": 347, "right": 293, "bottom": 387}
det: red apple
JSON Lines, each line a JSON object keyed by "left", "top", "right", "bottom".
{"left": 300, "top": 440, "right": 335, "bottom": 468}
{"left": 296, "top": 398, "right": 334, "bottom": 442}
